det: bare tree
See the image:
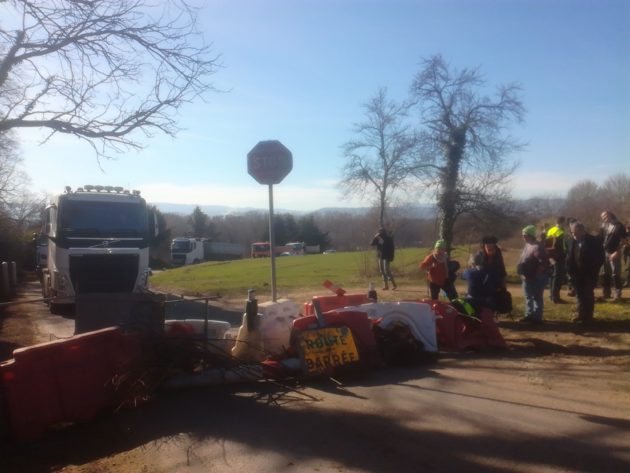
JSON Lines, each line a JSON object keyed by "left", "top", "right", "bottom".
{"left": 0, "top": 130, "right": 25, "bottom": 208}
{"left": 0, "top": 0, "right": 220, "bottom": 156}
{"left": 410, "top": 55, "right": 525, "bottom": 251}
{"left": 564, "top": 175, "right": 630, "bottom": 230}
{"left": 4, "top": 188, "right": 47, "bottom": 229}
{"left": 341, "top": 87, "right": 421, "bottom": 227}
{"left": 600, "top": 173, "right": 630, "bottom": 219}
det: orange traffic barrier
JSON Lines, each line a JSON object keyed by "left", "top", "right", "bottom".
{"left": 0, "top": 327, "right": 141, "bottom": 442}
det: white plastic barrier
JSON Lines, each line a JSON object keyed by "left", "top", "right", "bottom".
{"left": 338, "top": 302, "right": 438, "bottom": 353}
{"left": 164, "top": 319, "right": 234, "bottom": 355}
{"left": 257, "top": 299, "right": 299, "bottom": 356}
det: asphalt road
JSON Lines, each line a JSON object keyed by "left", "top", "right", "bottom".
{"left": 2, "top": 281, "right": 630, "bottom": 473}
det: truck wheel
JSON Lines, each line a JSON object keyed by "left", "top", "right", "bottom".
{"left": 193, "top": 259, "right": 200, "bottom": 264}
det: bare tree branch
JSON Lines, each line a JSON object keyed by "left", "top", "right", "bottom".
{"left": 0, "top": 0, "right": 221, "bottom": 157}
{"left": 410, "top": 54, "right": 525, "bottom": 250}
{"left": 340, "top": 87, "right": 428, "bottom": 226}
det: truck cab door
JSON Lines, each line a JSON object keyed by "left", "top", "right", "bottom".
{"left": 43, "top": 205, "right": 57, "bottom": 238}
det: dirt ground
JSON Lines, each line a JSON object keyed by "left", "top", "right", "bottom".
{"left": 1, "top": 278, "right": 630, "bottom": 472}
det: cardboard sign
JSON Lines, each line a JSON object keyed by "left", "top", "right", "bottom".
{"left": 297, "top": 326, "right": 360, "bottom": 375}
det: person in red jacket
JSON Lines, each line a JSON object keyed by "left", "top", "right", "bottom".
{"left": 420, "top": 239, "right": 458, "bottom": 300}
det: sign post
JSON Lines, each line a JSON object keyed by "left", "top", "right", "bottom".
{"left": 247, "top": 140, "right": 293, "bottom": 301}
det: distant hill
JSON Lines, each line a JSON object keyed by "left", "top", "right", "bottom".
{"left": 152, "top": 203, "right": 258, "bottom": 216}
{"left": 152, "top": 202, "right": 437, "bottom": 218}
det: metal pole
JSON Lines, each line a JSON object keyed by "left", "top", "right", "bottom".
{"left": 268, "top": 184, "right": 277, "bottom": 302}
{"left": 204, "top": 298, "right": 209, "bottom": 350}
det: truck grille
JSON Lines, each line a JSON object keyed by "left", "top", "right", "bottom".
{"left": 69, "top": 254, "right": 139, "bottom": 294}
{"left": 171, "top": 254, "right": 186, "bottom": 265}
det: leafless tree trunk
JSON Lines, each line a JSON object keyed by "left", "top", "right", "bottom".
{"left": 411, "top": 55, "right": 525, "bottom": 252}
{"left": 341, "top": 87, "right": 423, "bottom": 228}
{"left": 0, "top": 0, "right": 220, "bottom": 157}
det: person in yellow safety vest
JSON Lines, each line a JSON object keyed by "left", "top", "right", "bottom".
{"left": 546, "top": 216, "right": 568, "bottom": 303}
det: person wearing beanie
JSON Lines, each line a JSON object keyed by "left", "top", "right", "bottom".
{"left": 465, "top": 235, "right": 508, "bottom": 311}
{"left": 517, "top": 225, "right": 550, "bottom": 324}
{"left": 370, "top": 227, "right": 397, "bottom": 290}
{"left": 420, "top": 239, "right": 458, "bottom": 300}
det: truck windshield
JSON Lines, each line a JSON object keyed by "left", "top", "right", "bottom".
{"left": 171, "top": 240, "right": 192, "bottom": 252}
{"left": 59, "top": 200, "right": 148, "bottom": 238}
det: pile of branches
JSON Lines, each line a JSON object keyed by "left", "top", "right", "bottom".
{"left": 109, "top": 336, "right": 314, "bottom": 410}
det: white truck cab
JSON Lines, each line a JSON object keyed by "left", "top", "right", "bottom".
{"left": 41, "top": 185, "right": 156, "bottom": 313}
{"left": 170, "top": 237, "right": 205, "bottom": 266}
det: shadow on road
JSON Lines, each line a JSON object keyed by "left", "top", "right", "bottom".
{"left": 2, "top": 370, "right": 628, "bottom": 473}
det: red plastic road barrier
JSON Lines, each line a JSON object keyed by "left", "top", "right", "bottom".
{"left": 323, "top": 279, "right": 346, "bottom": 296}
{"left": 428, "top": 300, "right": 507, "bottom": 351}
{"left": 303, "top": 293, "right": 372, "bottom": 316}
{"left": 0, "top": 352, "right": 64, "bottom": 442}
{"left": 0, "top": 327, "right": 141, "bottom": 442}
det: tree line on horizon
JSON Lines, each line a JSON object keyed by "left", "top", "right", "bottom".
{"left": 146, "top": 173, "right": 629, "bottom": 266}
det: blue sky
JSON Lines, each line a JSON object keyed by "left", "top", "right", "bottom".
{"left": 20, "top": 0, "right": 629, "bottom": 211}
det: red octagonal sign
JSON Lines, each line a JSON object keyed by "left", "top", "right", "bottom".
{"left": 247, "top": 140, "right": 293, "bottom": 185}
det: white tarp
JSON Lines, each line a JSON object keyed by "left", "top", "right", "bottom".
{"left": 337, "top": 302, "right": 438, "bottom": 352}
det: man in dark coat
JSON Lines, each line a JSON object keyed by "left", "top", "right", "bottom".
{"left": 567, "top": 222, "right": 605, "bottom": 323}
{"left": 599, "top": 211, "right": 627, "bottom": 300}
{"left": 371, "top": 227, "right": 397, "bottom": 290}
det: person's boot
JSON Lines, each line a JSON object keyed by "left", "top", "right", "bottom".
{"left": 382, "top": 282, "right": 389, "bottom": 290}
{"left": 391, "top": 279, "right": 397, "bottom": 290}
{"left": 613, "top": 289, "right": 622, "bottom": 301}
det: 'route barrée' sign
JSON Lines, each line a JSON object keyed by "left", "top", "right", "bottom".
{"left": 297, "top": 326, "right": 360, "bottom": 375}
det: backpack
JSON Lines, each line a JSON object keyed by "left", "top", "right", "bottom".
{"left": 495, "top": 287, "right": 513, "bottom": 314}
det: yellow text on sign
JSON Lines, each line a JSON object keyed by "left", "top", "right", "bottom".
{"left": 297, "top": 326, "right": 359, "bottom": 375}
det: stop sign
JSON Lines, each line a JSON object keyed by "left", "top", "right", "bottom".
{"left": 247, "top": 140, "right": 293, "bottom": 185}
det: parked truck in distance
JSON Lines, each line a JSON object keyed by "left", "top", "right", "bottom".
{"left": 171, "top": 238, "right": 204, "bottom": 265}
{"left": 170, "top": 238, "right": 245, "bottom": 266}
{"left": 40, "top": 185, "right": 157, "bottom": 313}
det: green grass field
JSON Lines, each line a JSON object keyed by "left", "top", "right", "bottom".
{"left": 150, "top": 247, "right": 630, "bottom": 323}
{"left": 150, "top": 247, "right": 462, "bottom": 297}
